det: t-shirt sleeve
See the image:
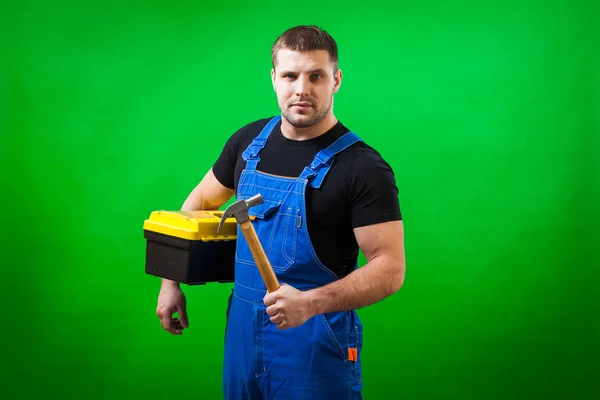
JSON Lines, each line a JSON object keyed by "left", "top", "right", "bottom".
{"left": 212, "top": 132, "right": 240, "bottom": 189}
{"left": 347, "top": 148, "right": 402, "bottom": 228}
{"left": 212, "top": 121, "right": 259, "bottom": 189}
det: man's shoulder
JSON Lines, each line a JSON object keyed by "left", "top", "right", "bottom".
{"left": 338, "top": 135, "right": 393, "bottom": 172}
{"left": 231, "top": 116, "right": 278, "bottom": 140}
{"left": 222, "top": 116, "right": 279, "bottom": 158}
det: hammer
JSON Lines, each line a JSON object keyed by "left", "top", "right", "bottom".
{"left": 217, "top": 194, "right": 280, "bottom": 293}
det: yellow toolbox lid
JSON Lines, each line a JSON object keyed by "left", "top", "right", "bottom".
{"left": 143, "top": 210, "right": 237, "bottom": 241}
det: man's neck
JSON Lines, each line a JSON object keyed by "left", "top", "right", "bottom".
{"left": 280, "top": 113, "right": 338, "bottom": 141}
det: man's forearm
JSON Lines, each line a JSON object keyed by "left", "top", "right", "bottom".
{"left": 306, "top": 255, "right": 405, "bottom": 316}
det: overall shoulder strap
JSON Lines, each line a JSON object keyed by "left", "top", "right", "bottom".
{"left": 241, "top": 115, "right": 281, "bottom": 171}
{"left": 299, "top": 131, "right": 363, "bottom": 188}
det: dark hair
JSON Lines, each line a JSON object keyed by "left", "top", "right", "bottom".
{"left": 271, "top": 25, "right": 339, "bottom": 72}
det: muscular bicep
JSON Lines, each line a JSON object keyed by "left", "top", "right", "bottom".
{"left": 181, "top": 168, "right": 235, "bottom": 211}
{"left": 353, "top": 220, "right": 406, "bottom": 290}
{"left": 354, "top": 220, "right": 405, "bottom": 263}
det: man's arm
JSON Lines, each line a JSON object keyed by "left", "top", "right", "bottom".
{"left": 162, "top": 167, "right": 235, "bottom": 288}
{"left": 306, "top": 220, "right": 405, "bottom": 315}
{"left": 181, "top": 168, "right": 235, "bottom": 212}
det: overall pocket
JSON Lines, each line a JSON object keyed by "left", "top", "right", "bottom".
{"left": 319, "top": 310, "right": 364, "bottom": 384}
{"left": 234, "top": 199, "right": 300, "bottom": 272}
{"left": 352, "top": 315, "right": 364, "bottom": 384}
{"left": 269, "top": 205, "right": 300, "bottom": 272}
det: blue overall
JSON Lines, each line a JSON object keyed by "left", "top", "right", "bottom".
{"left": 222, "top": 116, "right": 364, "bottom": 399}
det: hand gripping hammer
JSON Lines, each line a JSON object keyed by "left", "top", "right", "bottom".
{"left": 217, "top": 194, "right": 280, "bottom": 292}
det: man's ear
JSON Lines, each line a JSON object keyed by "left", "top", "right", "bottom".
{"left": 271, "top": 68, "right": 276, "bottom": 91}
{"left": 333, "top": 68, "right": 342, "bottom": 94}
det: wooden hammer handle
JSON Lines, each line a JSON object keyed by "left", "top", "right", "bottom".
{"left": 239, "top": 220, "right": 280, "bottom": 293}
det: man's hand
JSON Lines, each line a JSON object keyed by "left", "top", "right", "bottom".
{"left": 156, "top": 281, "right": 189, "bottom": 335}
{"left": 154, "top": 167, "right": 233, "bottom": 336}
{"left": 264, "top": 284, "right": 314, "bottom": 330}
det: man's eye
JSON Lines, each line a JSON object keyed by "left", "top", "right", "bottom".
{"left": 312, "top": 74, "right": 322, "bottom": 80}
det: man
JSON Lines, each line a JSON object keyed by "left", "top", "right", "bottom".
{"left": 156, "top": 25, "right": 405, "bottom": 399}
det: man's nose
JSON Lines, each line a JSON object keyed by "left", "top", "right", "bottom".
{"left": 294, "top": 77, "right": 310, "bottom": 96}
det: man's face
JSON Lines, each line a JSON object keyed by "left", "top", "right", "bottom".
{"left": 271, "top": 49, "right": 341, "bottom": 129}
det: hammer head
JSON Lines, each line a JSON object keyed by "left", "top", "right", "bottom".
{"left": 217, "top": 194, "right": 264, "bottom": 233}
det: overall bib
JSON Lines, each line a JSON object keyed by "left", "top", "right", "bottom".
{"left": 222, "top": 116, "right": 364, "bottom": 400}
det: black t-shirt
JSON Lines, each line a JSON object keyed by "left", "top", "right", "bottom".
{"left": 212, "top": 116, "right": 402, "bottom": 278}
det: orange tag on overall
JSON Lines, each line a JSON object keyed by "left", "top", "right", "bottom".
{"left": 348, "top": 348, "right": 358, "bottom": 362}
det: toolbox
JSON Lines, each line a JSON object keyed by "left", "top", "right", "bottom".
{"left": 143, "top": 210, "right": 237, "bottom": 285}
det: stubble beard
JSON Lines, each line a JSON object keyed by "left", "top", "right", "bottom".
{"left": 282, "top": 98, "right": 332, "bottom": 128}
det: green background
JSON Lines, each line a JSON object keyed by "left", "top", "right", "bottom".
{"left": 2, "top": 0, "right": 598, "bottom": 399}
